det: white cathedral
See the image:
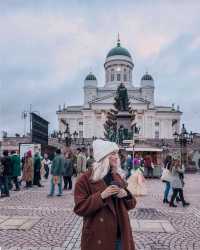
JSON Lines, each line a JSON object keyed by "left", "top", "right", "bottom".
{"left": 57, "top": 38, "right": 182, "bottom": 140}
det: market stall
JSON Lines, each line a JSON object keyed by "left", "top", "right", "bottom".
{"left": 126, "top": 145, "right": 163, "bottom": 178}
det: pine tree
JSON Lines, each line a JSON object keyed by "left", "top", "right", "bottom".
{"left": 104, "top": 108, "right": 118, "bottom": 141}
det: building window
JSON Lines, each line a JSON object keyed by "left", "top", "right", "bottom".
{"left": 129, "top": 70, "right": 132, "bottom": 81}
{"left": 155, "top": 122, "right": 159, "bottom": 127}
{"left": 79, "top": 121, "right": 83, "bottom": 126}
{"left": 124, "top": 74, "right": 127, "bottom": 81}
{"left": 79, "top": 131, "right": 83, "bottom": 138}
{"left": 111, "top": 69, "right": 114, "bottom": 81}
{"left": 117, "top": 74, "right": 121, "bottom": 81}
{"left": 155, "top": 130, "right": 159, "bottom": 139}
{"left": 106, "top": 71, "right": 109, "bottom": 82}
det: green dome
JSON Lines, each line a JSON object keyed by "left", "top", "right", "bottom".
{"left": 106, "top": 41, "right": 132, "bottom": 59}
{"left": 85, "top": 73, "right": 97, "bottom": 81}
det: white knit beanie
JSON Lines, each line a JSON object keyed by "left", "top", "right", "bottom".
{"left": 92, "top": 139, "right": 119, "bottom": 162}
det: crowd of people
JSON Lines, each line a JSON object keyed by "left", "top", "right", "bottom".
{"left": 0, "top": 147, "right": 153, "bottom": 197}
{"left": 0, "top": 150, "right": 44, "bottom": 197}
{"left": 0, "top": 145, "right": 190, "bottom": 209}
{"left": 0, "top": 147, "right": 94, "bottom": 198}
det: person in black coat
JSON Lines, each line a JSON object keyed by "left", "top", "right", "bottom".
{"left": 33, "top": 152, "right": 42, "bottom": 187}
{"left": 63, "top": 151, "right": 74, "bottom": 190}
{"left": 0, "top": 150, "right": 12, "bottom": 197}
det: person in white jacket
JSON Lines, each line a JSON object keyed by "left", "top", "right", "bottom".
{"left": 161, "top": 155, "right": 173, "bottom": 204}
{"left": 41, "top": 154, "right": 51, "bottom": 179}
{"left": 169, "top": 159, "right": 190, "bottom": 207}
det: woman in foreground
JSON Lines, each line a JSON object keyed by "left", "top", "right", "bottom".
{"left": 74, "top": 139, "right": 137, "bottom": 250}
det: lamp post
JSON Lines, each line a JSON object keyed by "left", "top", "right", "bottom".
{"left": 173, "top": 124, "right": 193, "bottom": 170}
{"left": 64, "top": 124, "right": 71, "bottom": 147}
{"left": 58, "top": 130, "right": 62, "bottom": 143}
{"left": 57, "top": 123, "right": 72, "bottom": 147}
{"left": 73, "top": 131, "right": 78, "bottom": 145}
{"left": 131, "top": 124, "right": 140, "bottom": 161}
{"left": 161, "top": 139, "right": 169, "bottom": 160}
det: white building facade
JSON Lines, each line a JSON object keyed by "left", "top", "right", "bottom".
{"left": 57, "top": 39, "right": 182, "bottom": 140}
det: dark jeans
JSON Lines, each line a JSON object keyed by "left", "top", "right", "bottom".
{"left": 26, "top": 181, "right": 32, "bottom": 187}
{"left": 170, "top": 188, "right": 185, "bottom": 205}
{"left": 164, "top": 181, "right": 170, "bottom": 200}
{"left": 115, "top": 239, "right": 122, "bottom": 250}
{"left": 147, "top": 167, "right": 153, "bottom": 178}
{"left": 44, "top": 166, "right": 49, "bottom": 179}
{"left": 34, "top": 171, "right": 41, "bottom": 186}
{"left": 0, "top": 176, "right": 9, "bottom": 195}
{"left": 8, "top": 177, "right": 13, "bottom": 190}
{"left": 12, "top": 176, "right": 20, "bottom": 190}
{"left": 63, "top": 176, "right": 72, "bottom": 190}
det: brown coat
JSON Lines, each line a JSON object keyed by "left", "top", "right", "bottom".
{"left": 22, "top": 157, "right": 34, "bottom": 182}
{"left": 74, "top": 170, "right": 136, "bottom": 250}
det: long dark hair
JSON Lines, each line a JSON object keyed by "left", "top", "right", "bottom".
{"left": 164, "top": 155, "right": 172, "bottom": 170}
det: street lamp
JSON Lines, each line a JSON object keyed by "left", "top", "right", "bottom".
{"left": 64, "top": 124, "right": 71, "bottom": 147}
{"left": 131, "top": 123, "right": 140, "bottom": 161}
{"left": 161, "top": 139, "right": 169, "bottom": 160}
{"left": 57, "top": 124, "right": 72, "bottom": 147}
{"left": 58, "top": 130, "right": 62, "bottom": 143}
{"left": 73, "top": 130, "right": 78, "bottom": 144}
{"left": 173, "top": 124, "right": 193, "bottom": 170}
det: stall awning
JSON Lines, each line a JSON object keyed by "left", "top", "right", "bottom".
{"left": 126, "top": 147, "right": 163, "bottom": 152}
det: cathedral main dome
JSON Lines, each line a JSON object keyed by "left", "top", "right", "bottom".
{"left": 106, "top": 40, "right": 132, "bottom": 59}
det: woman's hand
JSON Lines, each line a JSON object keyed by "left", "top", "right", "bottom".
{"left": 101, "top": 185, "right": 120, "bottom": 200}
{"left": 116, "top": 188, "right": 128, "bottom": 198}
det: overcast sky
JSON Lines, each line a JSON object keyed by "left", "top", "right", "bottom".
{"left": 0, "top": 0, "right": 200, "bottom": 136}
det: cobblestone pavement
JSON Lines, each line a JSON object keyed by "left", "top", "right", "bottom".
{"left": 0, "top": 173, "right": 200, "bottom": 250}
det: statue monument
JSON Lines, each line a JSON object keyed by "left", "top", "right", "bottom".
{"left": 114, "top": 83, "right": 129, "bottom": 111}
{"left": 104, "top": 83, "right": 138, "bottom": 144}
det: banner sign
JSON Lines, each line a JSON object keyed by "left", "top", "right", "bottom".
{"left": 31, "top": 112, "right": 49, "bottom": 145}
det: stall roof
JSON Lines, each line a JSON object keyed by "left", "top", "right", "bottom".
{"left": 126, "top": 147, "right": 163, "bottom": 152}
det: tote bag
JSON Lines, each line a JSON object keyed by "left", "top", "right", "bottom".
{"left": 161, "top": 168, "right": 171, "bottom": 182}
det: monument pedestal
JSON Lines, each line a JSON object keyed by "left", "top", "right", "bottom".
{"left": 116, "top": 111, "right": 133, "bottom": 141}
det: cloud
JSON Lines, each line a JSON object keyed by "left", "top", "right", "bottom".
{"left": 190, "top": 36, "right": 200, "bottom": 50}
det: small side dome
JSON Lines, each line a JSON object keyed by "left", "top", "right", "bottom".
{"left": 85, "top": 73, "right": 97, "bottom": 81}
{"left": 84, "top": 72, "right": 97, "bottom": 88}
{"left": 141, "top": 72, "right": 154, "bottom": 88}
{"left": 141, "top": 73, "right": 154, "bottom": 81}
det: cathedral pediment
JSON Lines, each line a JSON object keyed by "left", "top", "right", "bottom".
{"left": 89, "top": 93, "right": 149, "bottom": 106}
{"left": 129, "top": 96, "right": 150, "bottom": 105}
{"left": 88, "top": 93, "right": 115, "bottom": 104}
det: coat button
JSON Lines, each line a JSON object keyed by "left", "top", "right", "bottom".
{"left": 97, "top": 240, "right": 102, "bottom": 245}
{"left": 100, "top": 217, "right": 104, "bottom": 222}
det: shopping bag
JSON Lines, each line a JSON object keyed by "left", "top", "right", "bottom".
{"left": 160, "top": 169, "right": 171, "bottom": 182}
